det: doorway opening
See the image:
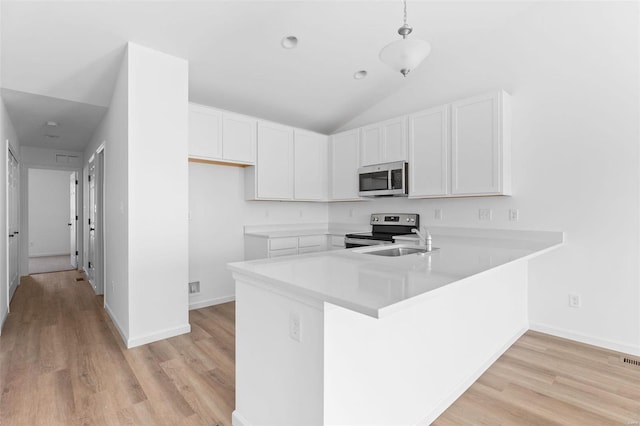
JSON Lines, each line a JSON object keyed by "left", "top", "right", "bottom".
{"left": 27, "top": 168, "right": 79, "bottom": 274}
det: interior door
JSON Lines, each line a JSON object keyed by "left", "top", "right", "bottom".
{"left": 69, "top": 172, "right": 77, "bottom": 268}
{"left": 7, "top": 149, "right": 19, "bottom": 297}
{"left": 87, "top": 160, "right": 96, "bottom": 284}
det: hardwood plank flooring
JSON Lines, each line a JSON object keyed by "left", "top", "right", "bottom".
{"left": 2, "top": 270, "right": 640, "bottom": 425}
{"left": 0, "top": 271, "right": 234, "bottom": 426}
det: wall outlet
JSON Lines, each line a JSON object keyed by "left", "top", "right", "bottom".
{"left": 289, "top": 312, "right": 301, "bottom": 342}
{"left": 349, "top": 209, "right": 354, "bottom": 218}
{"left": 569, "top": 293, "right": 581, "bottom": 308}
{"left": 434, "top": 208, "right": 443, "bottom": 220}
{"left": 509, "top": 209, "right": 519, "bottom": 222}
{"left": 478, "top": 208, "right": 492, "bottom": 221}
{"left": 188, "top": 281, "right": 200, "bottom": 294}
{"left": 299, "top": 209, "right": 304, "bottom": 218}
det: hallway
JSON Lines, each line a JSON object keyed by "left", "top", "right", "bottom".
{"left": 0, "top": 271, "right": 235, "bottom": 425}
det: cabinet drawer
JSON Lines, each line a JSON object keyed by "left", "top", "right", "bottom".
{"left": 269, "top": 248, "right": 298, "bottom": 258}
{"left": 298, "top": 235, "right": 325, "bottom": 248}
{"left": 330, "top": 235, "right": 345, "bottom": 247}
{"left": 269, "top": 237, "right": 298, "bottom": 250}
{"left": 298, "top": 246, "right": 322, "bottom": 254}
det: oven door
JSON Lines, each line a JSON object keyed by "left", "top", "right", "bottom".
{"left": 344, "top": 237, "right": 392, "bottom": 249}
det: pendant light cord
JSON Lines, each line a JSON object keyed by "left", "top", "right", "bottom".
{"left": 403, "top": 0, "right": 408, "bottom": 26}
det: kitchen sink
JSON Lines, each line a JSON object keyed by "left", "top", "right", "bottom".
{"left": 357, "top": 245, "right": 438, "bottom": 257}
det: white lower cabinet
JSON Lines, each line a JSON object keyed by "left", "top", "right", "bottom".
{"left": 245, "top": 234, "right": 333, "bottom": 260}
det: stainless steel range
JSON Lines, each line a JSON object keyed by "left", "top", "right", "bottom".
{"left": 344, "top": 213, "right": 419, "bottom": 248}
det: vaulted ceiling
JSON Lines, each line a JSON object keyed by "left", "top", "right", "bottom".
{"left": 0, "top": 1, "right": 535, "bottom": 150}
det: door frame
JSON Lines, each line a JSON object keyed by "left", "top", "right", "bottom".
{"left": 5, "top": 143, "right": 19, "bottom": 313}
{"left": 86, "top": 144, "right": 105, "bottom": 296}
{"left": 21, "top": 164, "right": 83, "bottom": 278}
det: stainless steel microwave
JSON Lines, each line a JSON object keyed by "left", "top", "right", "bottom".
{"left": 358, "top": 161, "right": 408, "bottom": 197}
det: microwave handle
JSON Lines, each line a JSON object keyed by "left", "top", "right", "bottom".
{"left": 388, "top": 171, "right": 392, "bottom": 190}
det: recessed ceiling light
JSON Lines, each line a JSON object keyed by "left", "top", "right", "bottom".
{"left": 46, "top": 121, "right": 59, "bottom": 127}
{"left": 281, "top": 36, "right": 298, "bottom": 49}
{"left": 353, "top": 70, "right": 368, "bottom": 80}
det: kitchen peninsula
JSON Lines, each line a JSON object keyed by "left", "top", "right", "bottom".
{"left": 228, "top": 227, "right": 563, "bottom": 425}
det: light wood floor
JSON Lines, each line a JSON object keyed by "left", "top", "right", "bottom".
{"left": 2, "top": 271, "right": 639, "bottom": 425}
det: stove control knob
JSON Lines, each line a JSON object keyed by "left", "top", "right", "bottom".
{"left": 406, "top": 218, "right": 410, "bottom": 222}
{"left": 410, "top": 218, "right": 415, "bottom": 222}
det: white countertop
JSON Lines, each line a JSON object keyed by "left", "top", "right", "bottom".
{"left": 229, "top": 228, "right": 563, "bottom": 318}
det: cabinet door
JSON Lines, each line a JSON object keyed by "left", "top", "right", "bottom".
{"left": 451, "top": 91, "right": 509, "bottom": 195}
{"left": 359, "top": 125, "right": 382, "bottom": 166}
{"left": 256, "top": 122, "right": 294, "bottom": 200}
{"left": 330, "top": 129, "right": 360, "bottom": 201}
{"left": 408, "top": 106, "right": 449, "bottom": 197}
{"left": 188, "top": 103, "right": 222, "bottom": 159}
{"left": 382, "top": 117, "right": 407, "bottom": 163}
{"left": 223, "top": 113, "right": 256, "bottom": 164}
{"left": 294, "top": 130, "right": 328, "bottom": 201}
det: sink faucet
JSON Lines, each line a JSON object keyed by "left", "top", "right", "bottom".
{"left": 412, "top": 226, "right": 432, "bottom": 252}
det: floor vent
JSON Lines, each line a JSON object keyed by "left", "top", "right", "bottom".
{"left": 623, "top": 357, "right": 640, "bottom": 367}
{"left": 76, "top": 277, "right": 85, "bottom": 282}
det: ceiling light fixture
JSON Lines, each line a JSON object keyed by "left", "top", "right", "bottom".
{"left": 281, "top": 36, "right": 298, "bottom": 49}
{"left": 46, "top": 121, "right": 59, "bottom": 127}
{"left": 353, "top": 70, "right": 368, "bottom": 80}
{"left": 379, "top": 0, "right": 431, "bottom": 77}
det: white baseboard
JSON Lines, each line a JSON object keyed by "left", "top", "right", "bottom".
{"left": 420, "top": 326, "right": 528, "bottom": 426}
{"left": 232, "top": 410, "right": 251, "bottom": 426}
{"left": 9, "top": 282, "right": 17, "bottom": 301}
{"left": 189, "top": 294, "right": 235, "bottom": 310}
{"left": 0, "top": 308, "right": 7, "bottom": 335}
{"left": 127, "top": 323, "right": 191, "bottom": 349}
{"left": 105, "top": 301, "right": 129, "bottom": 346}
{"left": 530, "top": 322, "right": 640, "bottom": 357}
{"left": 29, "top": 252, "right": 71, "bottom": 258}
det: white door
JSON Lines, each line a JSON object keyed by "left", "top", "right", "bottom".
{"left": 95, "top": 149, "right": 104, "bottom": 295}
{"left": 7, "top": 148, "right": 19, "bottom": 297}
{"left": 69, "top": 172, "right": 78, "bottom": 268}
{"left": 87, "top": 160, "right": 96, "bottom": 284}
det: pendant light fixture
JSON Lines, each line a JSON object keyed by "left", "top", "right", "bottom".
{"left": 379, "top": 0, "right": 431, "bottom": 77}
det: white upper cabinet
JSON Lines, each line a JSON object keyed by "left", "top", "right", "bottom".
{"left": 222, "top": 112, "right": 256, "bottom": 164}
{"left": 408, "top": 105, "right": 450, "bottom": 198}
{"left": 359, "top": 116, "right": 407, "bottom": 166}
{"left": 253, "top": 121, "right": 294, "bottom": 200}
{"left": 188, "top": 103, "right": 256, "bottom": 165}
{"left": 294, "top": 129, "right": 328, "bottom": 201}
{"left": 189, "top": 103, "right": 222, "bottom": 159}
{"left": 330, "top": 129, "right": 361, "bottom": 201}
{"left": 451, "top": 91, "right": 511, "bottom": 196}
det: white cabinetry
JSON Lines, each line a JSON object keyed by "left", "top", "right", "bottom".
{"left": 189, "top": 103, "right": 222, "bottom": 159}
{"left": 223, "top": 112, "right": 256, "bottom": 164}
{"left": 247, "top": 121, "right": 294, "bottom": 200}
{"left": 408, "top": 105, "right": 449, "bottom": 198}
{"left": 330, "top": 129, "right": 361, "bottom": 201}
{"left": 188, "top": 103, "right": 256, "bottom": 164}
{"left": 451, "top": 91, "right": 511, "bottom": 196}
{"left": 409, "top": 91, "right": 511, "bottom": 198}
{"left": 359, "top": 116, "right": 407, "bottom": 166}
{"left": 294, "top": 130, "right": 328, "bottom": 201}
{"left": 245, "top": 234, "right": 329, "bottom": 260}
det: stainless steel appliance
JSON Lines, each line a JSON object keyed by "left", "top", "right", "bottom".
{"left": 358, "top": 161, "right": 408, "bottom": 197}
{"left": 344, "top": 213, "right": 419, "bottom": 248}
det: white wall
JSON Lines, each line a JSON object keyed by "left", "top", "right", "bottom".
{"left": 331, "top": 2, "right": 640, "bottom": 354}
{"left": 126, "top": 42, "right": 190, "bottom": 347}
{"left": 27, "top": 169, "right": 72, "bottom": 256}
{"left": 84, "top": 45, "right": 130, "bottom": 342}
{"left": 188, "top": 163, "right": 328, "bottom": 309}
